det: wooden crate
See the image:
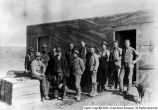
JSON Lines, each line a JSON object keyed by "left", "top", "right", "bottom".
{"left": 0, "top": 77, "right": 41, "bottom": 105}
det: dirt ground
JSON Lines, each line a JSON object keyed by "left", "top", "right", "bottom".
{"left": 0, "top": 46, "right": 157, "bottom": 110}
{"left": 0, "top": 86, "right": 155, "bottom": 110}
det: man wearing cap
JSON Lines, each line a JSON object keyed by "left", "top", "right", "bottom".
{"left": 87, "top": 46, "right": 99, "bottom": 97}
{"left": 98, "top": 41, "right": 110, "bottom": 90}
{"left": 119, "top": 39, "right": 141, "bottom": 94}
{"left": 31, "top": 52, "right": 49, "bottom": 101}
{"left": 41, "top": 44, "right": 50, "bottom": 67}
{"left": 24, "top": 47, "right": 35, "bottom": 72}
{"left": 46, "top": 47, "right": 68, "bottom": 100}
{"left": 72, "top": 50, "right": 85, "bottom": 101}
{"left": 65, "top": 43, "right": 75, "bottom": 89}
{"left": 110, "top": 41, "right": 122, "bottom": 89}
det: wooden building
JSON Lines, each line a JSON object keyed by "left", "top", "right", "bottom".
{"left": 27, "top": 10, "right": 155, "bottom": 83}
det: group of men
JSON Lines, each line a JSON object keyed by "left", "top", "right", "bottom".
{"left": 25, "top": 39, "right": 141, "bottom": 101}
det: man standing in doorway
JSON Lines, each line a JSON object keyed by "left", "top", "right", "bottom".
{"left": 98, "top": 41, "right": 110, "bottom": 90}
{"left": 110, "top": 41, "right": 122, "bottom": 89}
{"left": 41, "top": 44, "right": 50, "bottom": 67}
{"left": 119, "top": 39, "right": 141, "bottom": 94}
{"left": 87, "top": 46, "right": 99, "bottom": 97}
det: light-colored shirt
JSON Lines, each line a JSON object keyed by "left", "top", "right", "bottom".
{"left": 122, "top": 47, "right": 140, "bottom": 63}
{"left": 31, "top": 59, "right": 46, "bottom": 75}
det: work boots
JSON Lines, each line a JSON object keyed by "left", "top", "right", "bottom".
{"left": 90, "top": 83, "right": 98, "bottom": 97}
{"left": 92, "top": 83, "right": 98, "bottom": 97}
{"left": 90, "top": 84, "right": 94, "bottom": 96}
{"left": 76, "top": 95, "right": 81, "bottom": 101}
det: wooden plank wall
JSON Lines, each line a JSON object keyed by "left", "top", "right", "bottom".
{"left": 27, "top": 11, "right": 153, "bottom": 53}
{"left": 26, "top": 10, "right": 155, "bottom": 70}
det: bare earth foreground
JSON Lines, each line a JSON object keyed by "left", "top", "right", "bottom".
{"left": 0, "top": 46, "right": 157, "bottom": 110}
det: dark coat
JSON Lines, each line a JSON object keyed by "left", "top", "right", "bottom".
{"left": 24, "top": 54, "right": 35, "bottom": 71}
{"left": 46, "top": 55, "right": 69, "bottom": 78}
{"left": 65, "top": 49, "right": 74, "bottom": 67}
{"left": 79, "top": 47, "right": 88, "bottom": 64}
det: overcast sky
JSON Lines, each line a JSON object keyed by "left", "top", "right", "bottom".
{"left": 0, "top": 0, "right": 157, "bottom": 47}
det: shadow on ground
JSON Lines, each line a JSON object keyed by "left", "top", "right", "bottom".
{"left": 112, "top": 90, "right": 140, "bottom": 103}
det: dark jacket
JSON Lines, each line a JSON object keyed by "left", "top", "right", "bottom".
{"left": 65, "top": 49, "right": 74, "bottom": 67}
{"left": 46, "top": 55, "right": 68, "bottom": 77}
{"left": 24, "top": 54, "right": 35, "bottom": 71}
{"left": 79, "top": 47, "right": 88, "bottom": 64}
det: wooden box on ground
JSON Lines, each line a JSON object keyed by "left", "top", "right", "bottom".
{"left": 0, "top": 77, "right": 41, "bottom": 105}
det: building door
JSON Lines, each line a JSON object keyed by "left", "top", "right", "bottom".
{"left": 115, "top": 29, "right": 137, "bottom": 83}
{"left": 37, "top": 36, "right": 51, "bottom": 52}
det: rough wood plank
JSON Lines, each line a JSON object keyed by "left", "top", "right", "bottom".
{"left": 0, "top": 79, "right": 13, "bottom": 105}
{"left": 0, "top": 78, "right": 41, "bottom": 105}
{"left": 1, "top": 78, "right": 40, "bottom": 89}
{"left": 12, "top": 85, "right": 40, "bottom": 97}
{"left": 12, "top": 93, "right": 41, "bottom": 105}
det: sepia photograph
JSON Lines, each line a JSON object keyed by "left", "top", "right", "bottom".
{"left": 0, "top": 0, "right": 158, "bottom": 110}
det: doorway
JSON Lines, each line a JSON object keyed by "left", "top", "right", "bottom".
{"left": 115, "top": 29, "right": 137, "bottom": 83}
{"left": 37, "top": 36, "right": 51, "bottom": 52}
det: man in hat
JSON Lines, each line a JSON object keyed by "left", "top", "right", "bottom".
{"left": 98, "top": 41, "right": 110, "bottom": 90}
{"left": 31, "top": 52, "right": 49, "bottom": 101}
{"left": 25, "top": 47, "right": 35, "bottom": 73}
{"left": 72, "top": 50, "right": 85, "bottom": 101}
{"left": 87, "top": 46, "right": 99, "bottom": 97}
{"left": 110, "top": 41, "right": 122, "bottom": 89}
{"left": 46, "top": 47, "right": 68, "bottom": 100}
{"left": 41, "top": 44, "right": 50, "bottom": 67}
{"left": 119, "top": 39, "right": 141, "bottom": 94}
{"left": 65, "top": 43, "right": 75, "bottom": 89}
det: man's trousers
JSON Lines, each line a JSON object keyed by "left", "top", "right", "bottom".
{"left": 119, "top": 62, "right": 134, "bottom": 92}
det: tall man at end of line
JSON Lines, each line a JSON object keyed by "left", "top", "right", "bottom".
{"left": 119, "top": 39, "right": 141, "bottom": 94}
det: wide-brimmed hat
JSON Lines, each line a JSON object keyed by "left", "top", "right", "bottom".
{"left": 101, "top": 41, "right": 107, "bottom": 46}
{"left": 56, "top": 47, "right": 62, "bottom": 52}
{"left": 42, "top": 44, "right": 47, "bottom": 48}
{"left": 29, "top": 47, "right": 34, "bottom": 52}
{"left": 35, "top": 52, "right": 41, "bottom": 57}
{"left": 74, "top": 50, "right": 79, "bottom": 55}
